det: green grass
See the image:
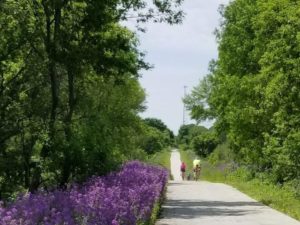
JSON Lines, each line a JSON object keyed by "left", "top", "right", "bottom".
{"left": 178, "top": 147, "right": 300, "bottom": 221}
{"left": 205, "top": 165, "right": 300, "bottom": 220}
{"left": 200, "top": 161, "right": 229, "bottom": 182}
{"left": 147, "top": 148, "right": 171, "bottom": 173}
{"left": 227, "top": 179, "right": 300, "bottom": 220}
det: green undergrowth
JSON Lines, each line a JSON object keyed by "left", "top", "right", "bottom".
{"left": 147, "top": 148, "right": 171, "bottom": 178}
{"left": 228, "top": 178, "right": 300, "bottom": 220}
{"left": 179, "top": 148, "right": 300, "bottom": 221}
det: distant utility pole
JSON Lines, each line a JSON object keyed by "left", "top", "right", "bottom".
{"left": 183, "top": 85, "right": 187, "bottom": 125}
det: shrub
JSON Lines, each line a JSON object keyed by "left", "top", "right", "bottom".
{"left": 0, "top": 161, "right": 168, "bottom": 225}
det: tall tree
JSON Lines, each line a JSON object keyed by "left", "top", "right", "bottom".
{"left": 185, "top": 0, "right": 300, "bottom": 183}
{"left": 0, "top": 0, "right": 184, "bottom": 198}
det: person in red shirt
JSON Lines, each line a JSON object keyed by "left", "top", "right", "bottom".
{"left": 180, "top": 162, "right": 186, "bottom": 180}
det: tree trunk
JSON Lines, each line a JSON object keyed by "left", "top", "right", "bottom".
{"left": 30, "top": 1, "right": 62, "bottom": 192}
{"left": 60, "top": 67, "right": 76, "bottom": 187}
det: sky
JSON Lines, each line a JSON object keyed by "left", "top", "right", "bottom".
{"left": 128, "top": 0, "right": 230, "bottom": 134}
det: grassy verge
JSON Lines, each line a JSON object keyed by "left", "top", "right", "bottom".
{"left": 147, "top": 148, "right": 171, "bottom": 171}
{"left": 179, "top": 148, "right": 300, "bottom": 220}
{"left": 147, "top": 148, "right": 171, "bottom": 178}
{"left": 226, "top": 178, "right": 300, "bottom": 220}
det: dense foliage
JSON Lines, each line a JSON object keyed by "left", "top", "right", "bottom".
{"left": 190, "top": 132, "right": 219, "bottom": 157}
{"left": 177, "top": 124, "right": 219, "bottom": 156}
{"left": 0, "top": 161, "right": 168, "bottom": 225}
{"left": 144, "top": 118, "right": 174, "bottom": 139}
{"left": 140, "top": 118, "right": 174, "bottom": 154}
{"left": 185, "top": 0, "right": 300, "bottom": 183}
{"left": 0, "top": 0, "right": 183, "bottom": 200}
{"left": 177, "top": 124, "right": 207, "bottom": 146}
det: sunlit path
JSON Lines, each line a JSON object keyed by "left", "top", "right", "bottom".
{"left": 170, "top": 149, "right": 182, "bottom": 181}
{"left": 156, "top": 150, "right": 300, "bottom": 225}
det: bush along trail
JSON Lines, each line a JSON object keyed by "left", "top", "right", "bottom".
{"left": 0, "top": 161, "right": 168, "bottom": 225}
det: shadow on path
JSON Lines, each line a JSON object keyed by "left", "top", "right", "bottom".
{"left": 167, "top": 182, "right": 192, "bottom": 186}
{"left": 160, "top": 200, "right": 261, "bottom": 219}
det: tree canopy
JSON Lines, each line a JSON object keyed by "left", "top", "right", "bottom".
{"left": 185, "top": 0, "right": 300, "bottom": 183}
{"left": 140, "top": 118, "right": 174, "bottom": 154}
{"left": 0, "top": 0, "right": 184, "bottom": 200}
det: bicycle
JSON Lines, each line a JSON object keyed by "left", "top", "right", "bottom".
{"left": 193, "top": 165, "right": 201, "bottom": 181}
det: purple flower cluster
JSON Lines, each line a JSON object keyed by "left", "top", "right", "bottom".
{"left": 0, "top": 161, "right": 168, "bottom": 225}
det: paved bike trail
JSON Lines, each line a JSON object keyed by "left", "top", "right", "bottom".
{"left": 156, "top": 149, "right": 300, "bottom": 225}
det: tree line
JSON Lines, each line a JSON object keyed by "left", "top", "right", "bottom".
{"left": 177, "top": 124, "right": 219, "bottom": 157}
{"left": 0, "top": 0, "right": 183, "bottom": 200}
{"left": 185, "top": 0, "right": 300, "bottom": 184}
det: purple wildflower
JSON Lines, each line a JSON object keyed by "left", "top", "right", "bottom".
{"left": 0, "top": 161, "right": 168, "bottom": 225}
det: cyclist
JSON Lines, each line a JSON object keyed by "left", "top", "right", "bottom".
{"left": 193, "top": 158, "right": 201, "bottom": 181}
{"left": 180, "top": 162, "right": 186, "bottom": 180}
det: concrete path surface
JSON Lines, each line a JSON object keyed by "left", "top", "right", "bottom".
{"left": 156, "top": 149, "right": 300, "bottom": 225}
{"left": 170, "top": 149, "right": 182, "bottom": 181}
